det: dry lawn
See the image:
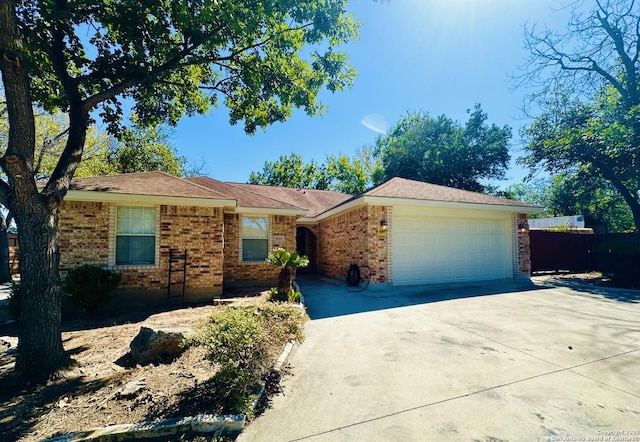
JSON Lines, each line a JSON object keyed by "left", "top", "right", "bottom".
{"left": 0, "top": 291, "right": 276, "bottom": 442}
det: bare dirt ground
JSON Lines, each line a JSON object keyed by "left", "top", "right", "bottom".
{"left": 531, "top": 271, "right": 614, "bottom": 287}
{"left": 0, "top": 290, "right": 273, "bottom": 442}
{"left": 0, "top": 272, "right": 627, "bottom": 441}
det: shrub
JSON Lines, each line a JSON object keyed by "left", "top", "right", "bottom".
{"left": 7, "top": 281, "right": 20, "bottom": 319}
{"left": 63, "top": 264, "right": 121, "bottom": 313}
{"left": 268, "top": 287, "right": 302, "bottom": 303}
{"left": 186, "top": 303, "right": 306, "bottom": 413}
{"left": 287, "top": 289, "right": 301, "bottom": 303}
{"left": 267, "top": 287, "right": 283, "bottom": 302}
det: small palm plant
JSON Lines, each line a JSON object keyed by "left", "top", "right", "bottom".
{"left": 265, "top": 247, "right": 309, "bottom": 300}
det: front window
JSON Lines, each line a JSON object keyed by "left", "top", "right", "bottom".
{"left": 116, "top": 206, "right": 156, "bottom": 265}
{"left": 242, "top": 216, "right": 268, "bottom": 262}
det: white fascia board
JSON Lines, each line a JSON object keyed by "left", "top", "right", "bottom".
{"left": 65, "top": 190, "right": 237, "bottom": 208}
{"left": 230, "top": 206, "right": 308, "bottom": 216}
{"left": 296, "top": 217, "right": 319, "bottom": 224}
{"left": 308, "top": 197, "right": 366, "bottom": 222}
{"left": 364, "top": 196, "right": 543, "bottom": 214}
{"left": 309, "top": 195, "right": 541, "bottom": 222}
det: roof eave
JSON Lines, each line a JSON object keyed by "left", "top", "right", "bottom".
{"left": 308, "top": 195, "right": 542, "bottom": 221}
{"left": 365, "top": 196, "right": 543, "bottom": 213}
{"left": 306, "top": 197, "right": 367, "bottom": 221}
{"left": 65, "top": 189, "right": 237, "bottom": 208}
{"left": 229, "top": 206, "right": 308, "bottom": 216}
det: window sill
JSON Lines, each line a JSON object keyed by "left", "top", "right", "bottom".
{"left": 111, "top": 264, "right": 159, "bottom": 270}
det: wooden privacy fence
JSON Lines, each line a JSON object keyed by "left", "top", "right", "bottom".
{"left": 530, "top": 230, "right": 640, "bottom": 275}
{"left": 530, "top": 230, "right": 595, "bottom": 273}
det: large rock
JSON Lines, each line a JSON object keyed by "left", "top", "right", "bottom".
{"left": 129, "top": 326, "right": 191, "bottom": 365}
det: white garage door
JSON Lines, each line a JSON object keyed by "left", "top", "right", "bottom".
{"left": 392, "top": 206, "right": 512, "bottom": 286}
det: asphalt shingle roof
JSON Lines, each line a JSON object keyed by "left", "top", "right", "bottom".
{"left": 225, "top": 182, "right": 353, "bottom": 218}
{"left": 185, "top": 177, "right": 305, "bottom": 211}
{"left": 363, "top": 177, "right": 538, "bottom": 209}
{"left": 69, "top": 171, "right": 228, "bottom": 200}
{"left": 67, "top": 173, "right": 537, "bottom": 215}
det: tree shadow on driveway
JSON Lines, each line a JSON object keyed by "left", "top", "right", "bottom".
{"left": 532, "top": 276, "right": 640, "bottom": 304}
{"left": 297, "top": 275, "right": 544, "bottom": 320}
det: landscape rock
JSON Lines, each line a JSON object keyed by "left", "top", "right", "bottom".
{"left": 129, "top": 326, "right": 191, "bottom": 366}
{"left": 118, "top": 379, "right": 147, "bottom": 398}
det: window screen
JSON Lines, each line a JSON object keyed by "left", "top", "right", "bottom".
{"left": 116, "top": 206, "right": 156, "bottom": 265}
{"left": 242, "top": 216, "right": 268, "bottom": 262}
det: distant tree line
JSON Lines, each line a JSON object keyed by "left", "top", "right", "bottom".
{"left": 249, "top": 104, "right": 511, "bottom": 195}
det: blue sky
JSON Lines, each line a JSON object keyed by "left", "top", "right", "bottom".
{"left": 172, "top": 0, "right": 573, "bottom": 188}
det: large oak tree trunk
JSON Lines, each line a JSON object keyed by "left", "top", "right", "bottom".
{"left": 14, "top": 203, "right": 69, "bottom": 379}
{"left": 1, "top": 0, "right": 69, "bottom": 381}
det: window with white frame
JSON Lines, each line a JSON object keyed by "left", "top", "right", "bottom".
{"left": 116, "top": 206, "right": 156, "bottom": 265}
{"left": 242, "top": 216, "right": 268, "bottom": 262}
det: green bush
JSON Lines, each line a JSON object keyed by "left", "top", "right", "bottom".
{"left": 287, "top": 289, "right": 301, "bottom": 303}
{"left": 268, "top": 287, "right": 302, "bottom": 303}
{"left": 268, "top": 287, "right": 281, "bottom": 301}
{"left": 186, "top": 303, "right": 306, "bottom": 413}
{"left": 7, "top": 281, "right": 20, "bottom": 319}
{"left": 63, "top": 264, "right": 121, "bottom": 313}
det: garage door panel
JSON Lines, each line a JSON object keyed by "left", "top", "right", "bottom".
{"left": 392, "top": 208, "right": 512, "bottom": 286}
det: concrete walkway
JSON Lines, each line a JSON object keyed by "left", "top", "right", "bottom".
{"left": 238, "top": 277, "right": 640, "bottom": 441}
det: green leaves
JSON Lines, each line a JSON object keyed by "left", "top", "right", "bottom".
{"left": 16, "top": 0, "right": 359, "bottom": 135}
{"left": 519, "top": 0, "right": 640, "bottom": 230}
{"left": 109, "top": 121, "right": 186, "bottom": 176}
{"left": 248, "top": 148, "right": 381, "bottom": 194}
{"left": 249, "top": 153, "right": 329, "bottom": 189}
{"left": 265, "top": 247, "right": 309, "bottom": 270}
{"left": 375, "top": 105, "right": 511, "bottom": 193}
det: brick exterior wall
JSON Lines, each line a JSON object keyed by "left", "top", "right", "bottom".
{"left": 317, "top": 205, "right": 389, "bottom": 283}
{"left": 59, "top": 201, "right": 110, "bottom": 267}
{"left": 8, "top": 245, "right": 18, "bottom": 275}
{"left": 58, "top": 202, "right": 225, "bottom": 298}
{"left": 223, "top": 213, "right": 298, "bottom": 287}
{"left": 158, "top": 205, "right": 224, "bottom": 292}
{"left": 516, "top": 213, "right": 532, "bottom": 276}
{"left": 57, "top": 199, "right": 531, "bottom": 301}
{"left": 8, "top": 232, "right": 19, "bottom": 275}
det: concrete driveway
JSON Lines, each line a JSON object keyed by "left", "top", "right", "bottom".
{"left": 238, "top": 277, "right": 640, "bottom": 442}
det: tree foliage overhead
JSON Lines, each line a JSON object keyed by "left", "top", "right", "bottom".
{"left": 519, "top": 0, "right": 640, "bottom": 231}
{"left": 0, "top": 0, "right": 359, "bottom": 381}
{"left": 1, "top": 101, "right": 188, "bottom": 178}
{"left": 19, "top": 0, "right": 359, "bottom": 135}
{"left": 374, "top": 105, "right": 511, "bottom": 193}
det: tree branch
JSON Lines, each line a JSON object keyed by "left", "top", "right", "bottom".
{"left": 595, "top": 9, "right": 639, "bottom": 107}
{"left": 82, "top": 21, "right": 314, "bottom": 112}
